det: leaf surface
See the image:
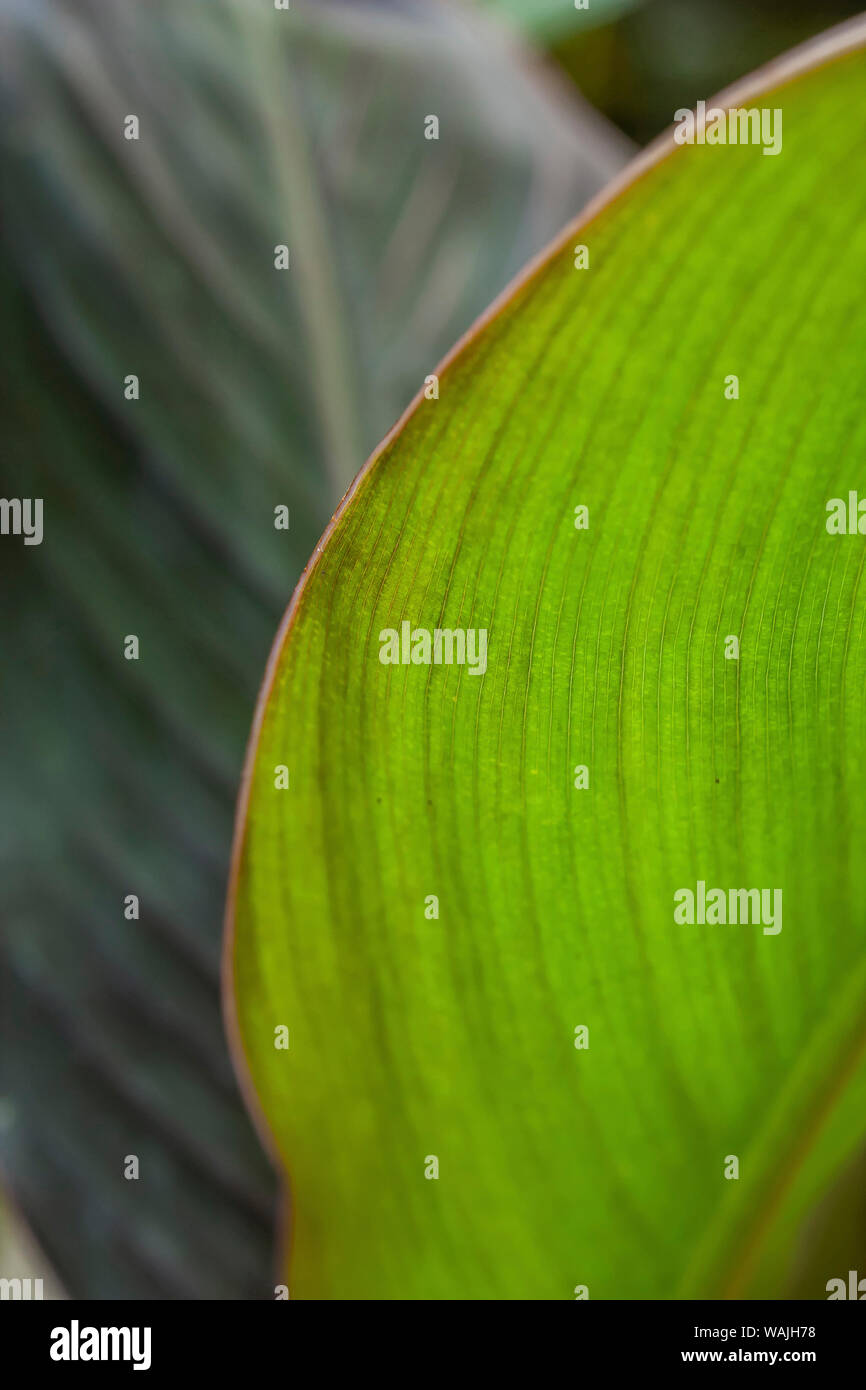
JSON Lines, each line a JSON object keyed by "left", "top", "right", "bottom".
{"left": 229, "top": 21, "right": 866, "bottom": 1299}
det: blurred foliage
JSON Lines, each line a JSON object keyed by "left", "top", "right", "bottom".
{"left": 785, "top": 1146, "right": 866, "bottom": 1299}
{"left": 491, "top": 0, "right": 866, "bottom": 145}
{"left": 0, "top": 0, "right": 628, "bottom": 1298}
{"left": 475, "top": 0, "right": 647, "bottom": 43}
{"left": 0, "top": 1185, "right": 66, "bottom": 1300}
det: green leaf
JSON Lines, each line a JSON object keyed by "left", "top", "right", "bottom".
{"left": 0, "top": 0, "right": 628, "bottom": 1298}
{"left": 228, "top": 20, "right": 866, "bottom": 1299}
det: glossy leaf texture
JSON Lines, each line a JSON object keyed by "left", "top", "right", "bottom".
{"left": 228, "top": 22, "right": 866, "bottom": 1299}
{"left": 0, "top": 0, "right": 628, "bottom": 1297}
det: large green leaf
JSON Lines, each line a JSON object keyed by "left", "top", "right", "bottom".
{"left": 228, "top": 20, "right": 866, "bottom": 1299}
{"left": 0, "top": 0, "right": 628, "bottom": 1297}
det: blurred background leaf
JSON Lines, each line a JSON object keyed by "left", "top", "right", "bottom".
{"left": 541, "top": 0, "right": 864, "bottom": 145}
{"left": 0, "top": 1180, "right": 66, "bottom": 1300}
{"left": 0, "top": 0, "right": 630, "bottom": 1298}
{"left": 473, "top": 0, "right": 648, "bottom": 44}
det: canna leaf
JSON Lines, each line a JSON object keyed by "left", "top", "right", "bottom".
{"left": 227, "top": 19, "right": 866, "bottom": 1299}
